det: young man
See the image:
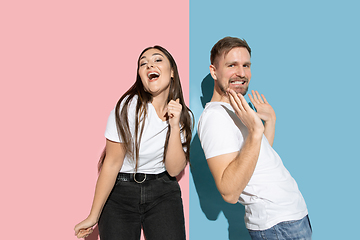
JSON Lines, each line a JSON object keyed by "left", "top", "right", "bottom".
{"left": 197, "top": 36, "right": 312, "bottom": 239}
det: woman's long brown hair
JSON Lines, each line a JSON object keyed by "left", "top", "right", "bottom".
{"left": 98, "top": 46, "right": 193, "bottom": 172}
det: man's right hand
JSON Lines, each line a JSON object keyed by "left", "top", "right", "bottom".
{"left": 227, "top": 89, "right": 264, "bottom": 136}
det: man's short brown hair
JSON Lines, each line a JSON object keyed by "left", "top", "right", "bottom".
{"left": 210, "top": 37, "right": 251, "bottom": 67}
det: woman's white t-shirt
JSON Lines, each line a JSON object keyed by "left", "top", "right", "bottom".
{"left": 105, "top": 95, "right": 185, "bottom": 174}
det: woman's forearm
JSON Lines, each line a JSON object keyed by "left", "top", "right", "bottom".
{"left": 87, "top": 162, "right": 120, "bottom": 221}
{"left": 164, "top": 126, "right": 187, "bottom": 176}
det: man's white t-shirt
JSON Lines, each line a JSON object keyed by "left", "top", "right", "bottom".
{"left": 198, "top": 101, "right": 308, "bottom": 231}
{"left": 105, "top": 95, "right": 185, "bottom": 174}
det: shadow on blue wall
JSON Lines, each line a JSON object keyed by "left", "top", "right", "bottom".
{"left": 190, "top": 74, "right": 251, "bottom": 240}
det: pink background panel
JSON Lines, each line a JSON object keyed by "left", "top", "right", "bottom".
{"left": 0, "top": 1, "right": 189, "bottom": 239}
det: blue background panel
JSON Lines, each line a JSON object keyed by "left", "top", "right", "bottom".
{"left": 189, "top": 1, "right": 360, "bottom": 239}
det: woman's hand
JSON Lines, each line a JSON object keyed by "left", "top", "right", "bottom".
{"left": 74, "top": 217, "right": 96, "bottom": 238}
{"left": 167, "top": 98, "right": 182, "bottom": 129}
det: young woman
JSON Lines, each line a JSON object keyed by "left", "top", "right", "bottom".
{"left": 74, "top": 46, "right": 192, "bottom": 240}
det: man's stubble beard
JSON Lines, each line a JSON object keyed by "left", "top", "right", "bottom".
{"left": 218, "top": 78, "right": 249, "bottom": 96}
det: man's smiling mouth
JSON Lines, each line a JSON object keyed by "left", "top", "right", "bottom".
{"left": 230, "top": 80, "right": 246, "bottom": 85}
{"left": 230, "top": 78, "right": 247, "bottom": 85}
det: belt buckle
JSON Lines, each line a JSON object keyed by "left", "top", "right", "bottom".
{"left": 133, "top": 173, "right": 146, "bottom": 183}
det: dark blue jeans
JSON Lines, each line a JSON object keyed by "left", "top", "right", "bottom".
{"left": 98, "top": 172, "right": 186, "bottom": 240}
{"left": 248, "top": 215, "right": 312, "bottom": 240}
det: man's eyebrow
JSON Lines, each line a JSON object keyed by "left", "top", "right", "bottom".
{"left": 225, "top": 61, "right": 237, "bottom": 65}
{"left": 226, "top": 60, "right": 251, "bottom": 64}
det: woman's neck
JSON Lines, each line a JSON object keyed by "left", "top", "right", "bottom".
{"left": 151, "top": 94, "right": 169, "bottom": 120}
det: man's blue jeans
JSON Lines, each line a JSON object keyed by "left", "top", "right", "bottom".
{"left": 248, "top": 215, "right": 312, "bottom": 240}
{"left": 98, "top": 172, "right": 186, "bottom": 240}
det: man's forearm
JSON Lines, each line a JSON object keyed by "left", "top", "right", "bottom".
{"left": 218, "top": 133, "right": 262, "bottom": 204}
{"left": 263, "top": 119, "right": 276, "bottom": 146}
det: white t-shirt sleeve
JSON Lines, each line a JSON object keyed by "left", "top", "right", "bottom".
{"left": 198, "top": 109, "right": 241, "bottom": 159}
{"left": 179, "top": 110, "right": 193, "bottom": 151}
{"left": 180, "top": 129, "right": 188, "bottom": 152}
{"left": 104, "top": 109, "right": 121, "bottom": 142}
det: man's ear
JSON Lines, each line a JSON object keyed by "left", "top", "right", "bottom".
{"left": 209, "top": 65, "right": 217, "bottom": 80}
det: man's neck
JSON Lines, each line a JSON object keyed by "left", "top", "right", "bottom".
{"left": 211, "top": 88, "right": 230, "bottom": 103}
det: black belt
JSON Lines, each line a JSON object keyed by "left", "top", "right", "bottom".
{"left": 116, "top": 171, "right": 168, "bottom": 183}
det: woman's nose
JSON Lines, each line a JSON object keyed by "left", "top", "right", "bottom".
{"left": 147, "top": 61, "right": 154, "bottom": 68}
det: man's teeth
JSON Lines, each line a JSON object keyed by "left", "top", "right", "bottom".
{"left": 231, "top": 81, "right": 245, "bottom": 84}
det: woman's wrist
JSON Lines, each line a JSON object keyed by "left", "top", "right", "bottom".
{"left": 170, "top": 125, "right": 181, "bottom": 131}
{"left": 87, "top": 212, "right": 99, "bottom": 224}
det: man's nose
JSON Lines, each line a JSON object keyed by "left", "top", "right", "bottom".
{"left": 236, "top": 67, "right": 245, "bottom": 77}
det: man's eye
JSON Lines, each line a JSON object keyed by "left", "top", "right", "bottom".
{"left": 228, "top": 64, "right": 234, "bottom": 67}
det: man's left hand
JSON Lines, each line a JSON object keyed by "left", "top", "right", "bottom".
{"left": 248, "top": 90, "right": 276, "bottom": 123}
